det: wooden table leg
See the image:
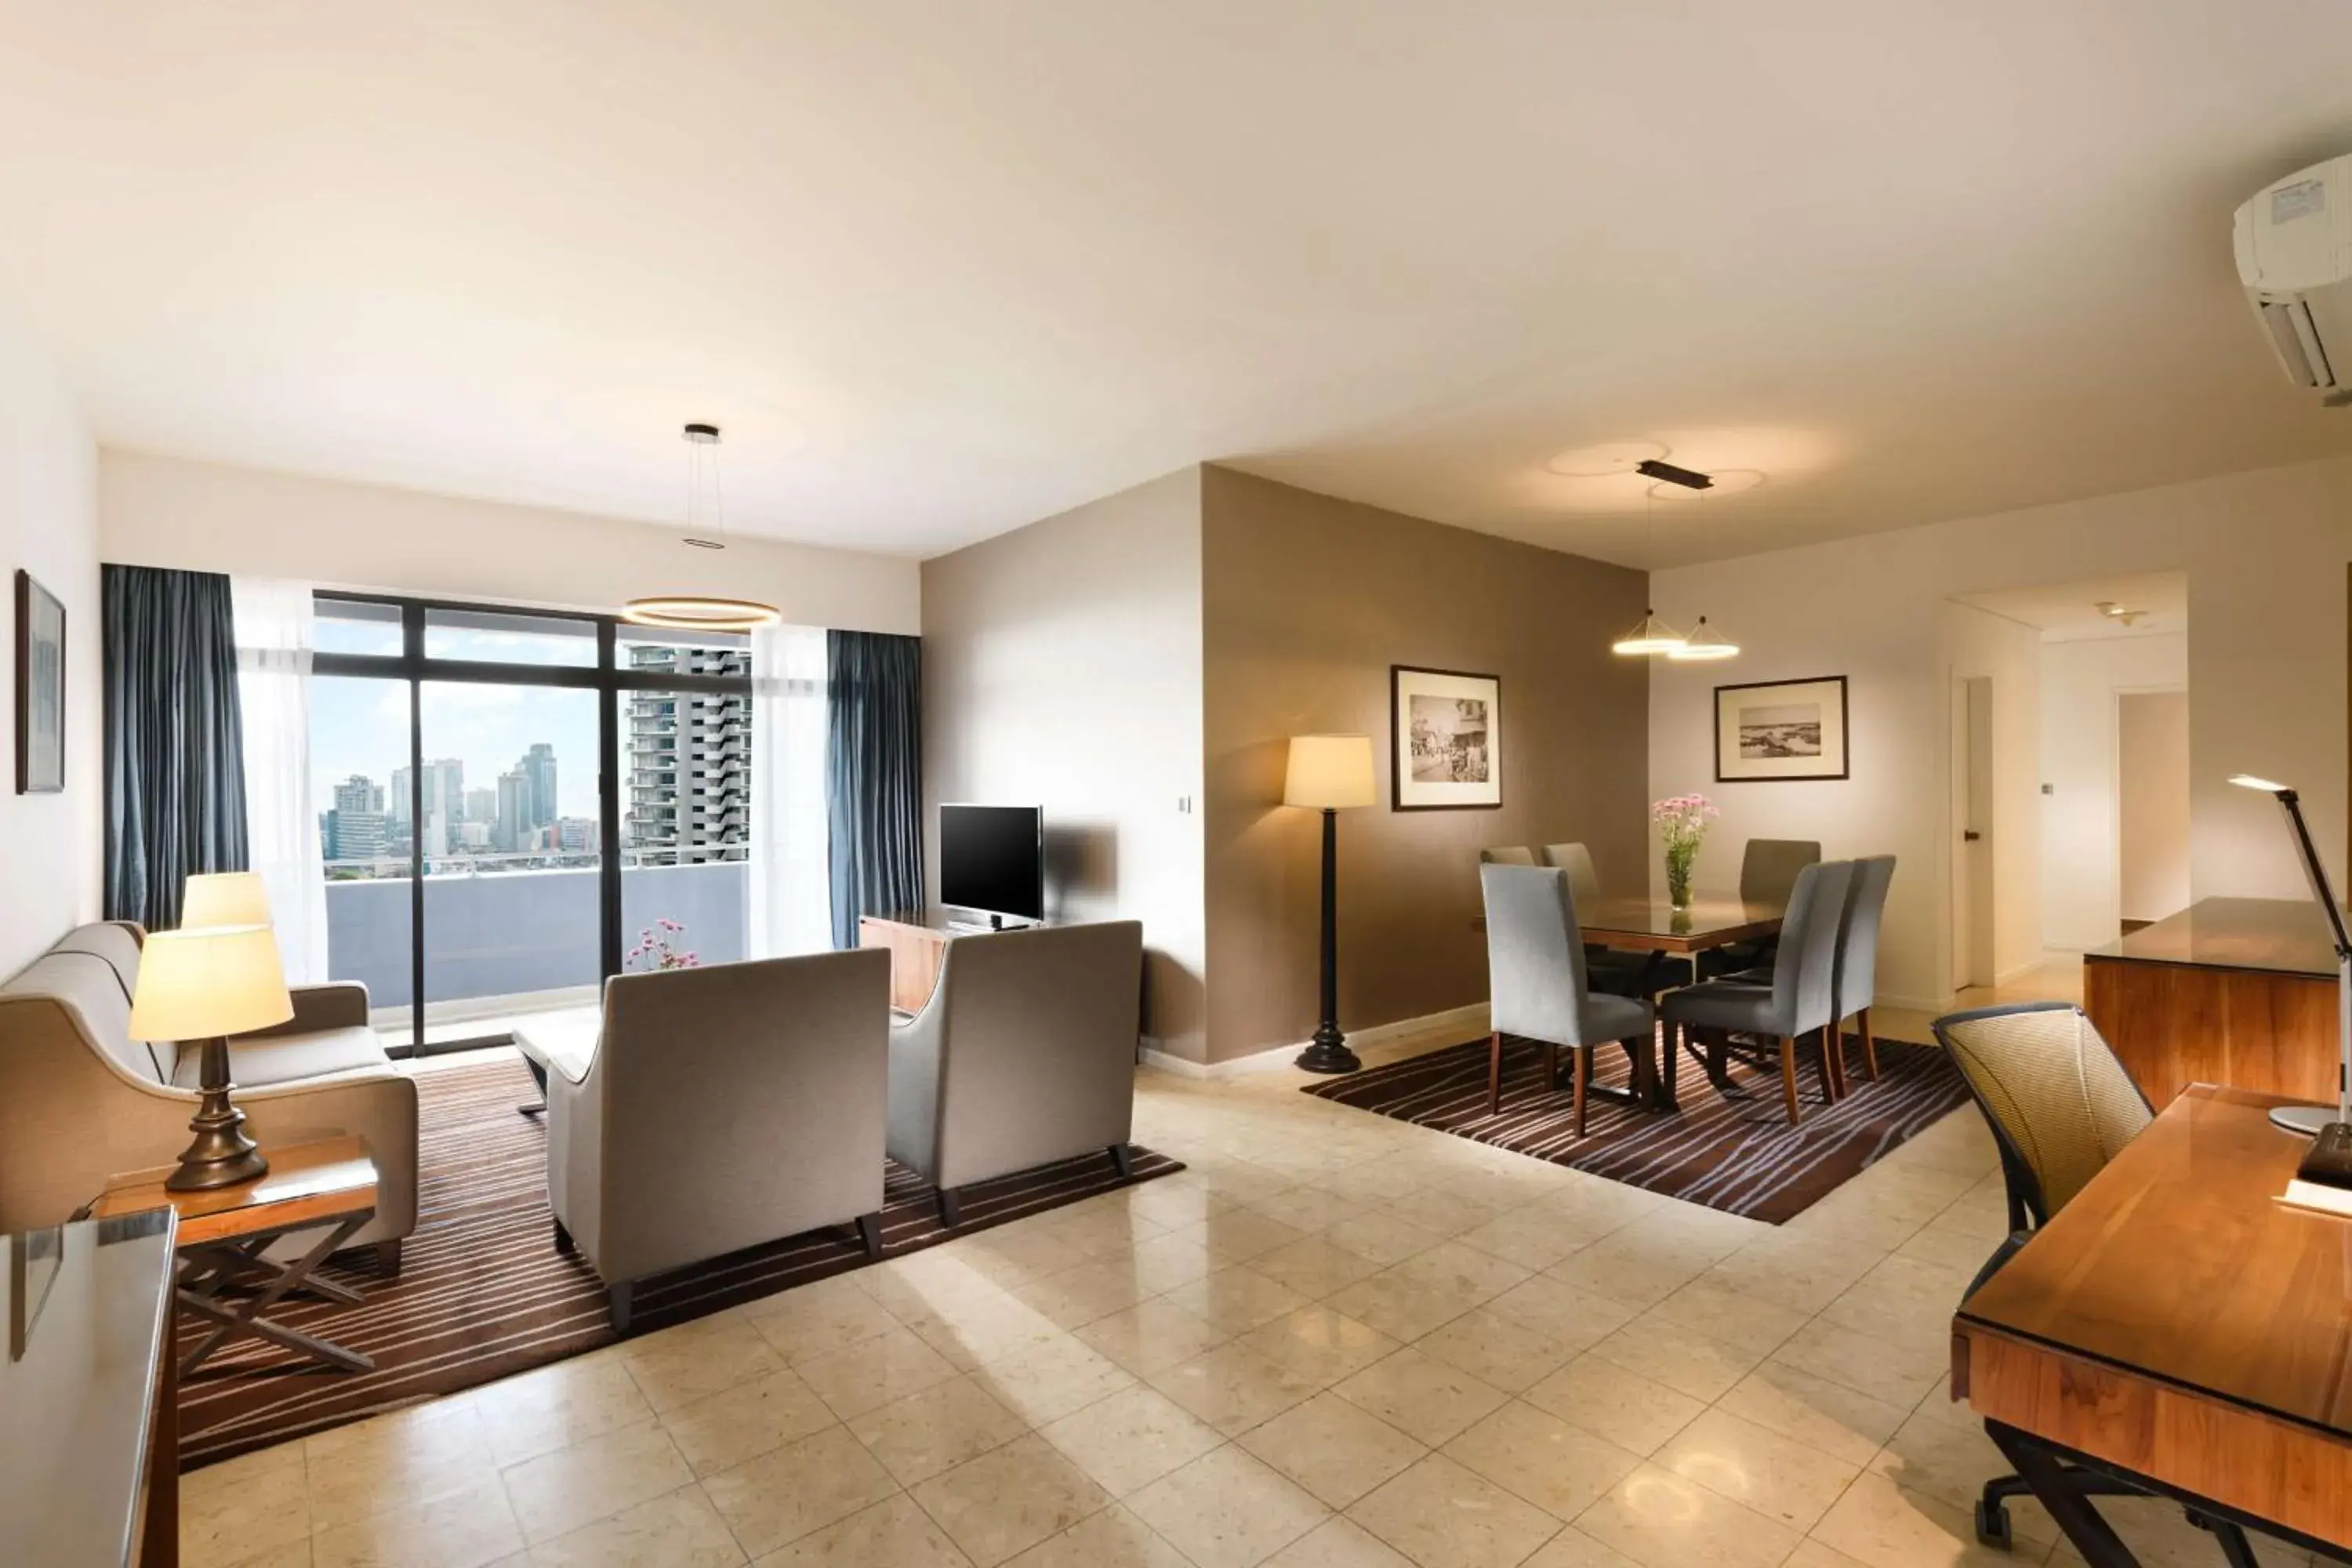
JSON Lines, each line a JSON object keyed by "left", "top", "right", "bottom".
{"left": 141, "top": 1290, "right": 178, "bottom": 1566}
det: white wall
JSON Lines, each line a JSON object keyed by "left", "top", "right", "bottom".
{"left": 1941, "top": 601, "right": 2042, "bottom": 987}
{"left": 2039, "top": 632, "right": 2189, "bottom": 949}
{"left": 0, "top": 316, "right": 100, "bottom": 975}
{"left": 2117, "top": 689, "right": 2191, "bottom": 925}
{"left": 100, "top": 450, "right": 921, "bottom": 634}
{"left": 1650, "top": 455, "right": 2352, "bottom": 1011}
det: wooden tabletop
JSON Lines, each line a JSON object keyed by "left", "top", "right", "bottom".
{"left": 2085, "top": 896, "right": 2343, "bottom": 980}
{"left": 92, "top": 1135, "right": 377, "bottom": 1248}
{"left": 1957, "top": 1083, "right": 2352, "bottom": 1435}
{"left": 1579, "top": 895, "right": 1784, "bottom": 954}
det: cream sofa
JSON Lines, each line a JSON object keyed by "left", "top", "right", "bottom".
{"left": 0, "top": 921, "right": 418, "bottom": 1265}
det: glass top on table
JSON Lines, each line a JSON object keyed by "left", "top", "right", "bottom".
{"left": 1578, "top": 895, "right": 1784, "bottom": 951}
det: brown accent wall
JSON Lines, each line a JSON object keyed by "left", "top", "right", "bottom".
{"left": 1200, "top": 466, "right": 1649, "bottom": 1064}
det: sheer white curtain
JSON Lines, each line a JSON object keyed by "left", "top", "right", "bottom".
{"left": 747, "top": 624, "right": 832, "bottom": 956}
{"left": 231, "top": 578, "right": 331, "bottom": 983}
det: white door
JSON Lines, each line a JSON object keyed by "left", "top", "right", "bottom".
{"left": 1951, "top": 675, "right": 1995, "bottom": 989}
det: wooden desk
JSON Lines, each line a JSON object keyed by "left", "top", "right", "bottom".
{"left": 2083, "top": 898, "right": 2339, "bottom": 1109}
{"left": 1951, "top": 1084, "right": 2352, "bottom": 1561}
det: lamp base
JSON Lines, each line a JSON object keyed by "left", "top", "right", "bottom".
{"left": 165, "top": 1039, "right": 270, "bottom": 1191}
{"left": 1294, "top": 1024, "right": 1361, "bottom": 1076}
{"left": 2269, "top": 1103, "right": 2338, "bottom": 1138}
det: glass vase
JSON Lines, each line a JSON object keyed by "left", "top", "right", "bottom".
{"left": 1666, "top": 857, "right": 1693, "bottom": 912}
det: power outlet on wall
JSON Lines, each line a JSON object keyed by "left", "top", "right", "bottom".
{"left": 1176, "top": 795, "right": 1195, "bottom": 814}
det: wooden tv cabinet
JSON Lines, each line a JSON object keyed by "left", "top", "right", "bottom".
{"left": 858, "top": 915, "right": 954, "bottom": 1014}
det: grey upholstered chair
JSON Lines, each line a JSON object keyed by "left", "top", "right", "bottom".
{"left": 1700, "top": 838, "right": 1824, "bottom": 978}
{"left": 1661, "top": 858, "right": 1857, "bottom": 1123}
{"left": 1829, "top": 855, "right": 1896, "bottom": 1090}
{"left": 1480, "top": 864, "right": 1655, "bottom": 1131}
{"left": 546, "top": 949, "right": 891, "bottom": 1330}
{"left": 888, "top": 920, "right": 1143, "bottom": 1226}
{"left": 1930, "top": 1001, "right": 2163, "bottom": 1552}
{"left": 1540, "top": 842, "right": 1657, "bottom": 1000}
{"left": 1480, "top": 846, "right": 1537, "bottom": 866}
{"left": 1538, "top": 843, "right": 1604, "bottom": 909}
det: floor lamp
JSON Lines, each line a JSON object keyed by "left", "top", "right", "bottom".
{"left": 2228, "top": 775, "right": 2352, "bottom": 1138}
{"left": 1287, "top": 734, "right": 1376, "bottom": 1074}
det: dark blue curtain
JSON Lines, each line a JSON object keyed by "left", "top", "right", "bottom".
{"left": 826, "top": 630, "right": 924, "bottom": 949}
{"left": 103, "top": 565, "right": 248, "bottom": 930}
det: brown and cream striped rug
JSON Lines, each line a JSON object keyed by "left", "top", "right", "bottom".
{"left": 177, "top": 1055, "right": 1180, "bottom": 1468}
{"left": 1305, "top": 1030, "right": 1968, "bottom": 1224}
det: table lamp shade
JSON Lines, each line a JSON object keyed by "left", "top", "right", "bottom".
{"left": 1285, "top": 734, "right": 1376, "bottom": 809}
{"left": 180, "top": 870, "right": 274, "bottom": 931}
{"left": 129, "top": 924, "right": 294, "bottom": 1043}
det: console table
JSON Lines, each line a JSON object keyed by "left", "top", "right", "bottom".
{"left": 858, "top": 914, "right": 956, "bottom": 1013}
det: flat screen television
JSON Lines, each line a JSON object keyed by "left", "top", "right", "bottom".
{"left": 939, "top": 804, "right": 1045, "bottom": 925}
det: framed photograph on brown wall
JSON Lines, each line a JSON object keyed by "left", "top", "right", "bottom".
{"left": 14, "top": 570, "right": 65, "bottom": 795}
{"left": 1715, "top": 675, "right": 1848, "bottom": 782}
{"left": 1392, "top": 665, "right": 1501, "bottom": 810}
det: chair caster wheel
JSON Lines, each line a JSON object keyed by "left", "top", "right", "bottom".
{"left": 1974, "top": 1498, "right": 2013, "bottom": 1551}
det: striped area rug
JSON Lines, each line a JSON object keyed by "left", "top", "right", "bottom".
{"left": 178, "top": 1055, "right": 1181, "bottom": 1468}
{"left": 1304, "top": 1031, "right": 1968, "bottom": 1223}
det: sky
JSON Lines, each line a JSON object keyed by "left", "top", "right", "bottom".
{"left": 311, "top": 675, "right": 601, "bottom": 820}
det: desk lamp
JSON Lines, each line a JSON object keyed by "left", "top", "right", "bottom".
{"left": 2227, "top": 775, "right": 2351, "bottom": 1138}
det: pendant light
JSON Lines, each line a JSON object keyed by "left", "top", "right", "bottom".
{"left": 1613, "top": 484, "right": 1686, "bottom": 656}
{"left": 621, "top": 423, "right": 784, "bottom": 633}
{"left": 1670, "top": 615, "right": 1740, "bottom": 660}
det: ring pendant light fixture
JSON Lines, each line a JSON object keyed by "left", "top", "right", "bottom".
{"left": 621, "top": 423, "right": 786, "bottom": 633}
{"left": 1606, "top": 457, "right": 1744, "bottom": 662}
{"left": 1612, "top": 473, "right": 1687, "bottom": 656}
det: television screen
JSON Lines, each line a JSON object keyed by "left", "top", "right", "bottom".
{"left": 939, "top": 804, "right": 1044, "bottom": 922}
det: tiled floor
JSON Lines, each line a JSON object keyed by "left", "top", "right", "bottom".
{"left": 190, "top": 971, "right": 2302, "bottom": 1568}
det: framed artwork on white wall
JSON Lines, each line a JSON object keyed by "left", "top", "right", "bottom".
{"left": 1715, "top": 675, "right": 1849, "bottom": 782}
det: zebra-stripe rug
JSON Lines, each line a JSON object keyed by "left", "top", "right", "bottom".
{"left": 176, "top": 1055, "right": 1181, "bottom": 1468}
{"left": 1303, "top": 1030, "right": 1968, "bottom": 1223}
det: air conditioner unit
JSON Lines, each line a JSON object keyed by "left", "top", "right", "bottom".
{"left": 2234, "top": 154, "right": 2352, "bottom": 405}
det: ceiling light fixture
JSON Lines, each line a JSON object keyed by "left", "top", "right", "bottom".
{"left": 1650, "top": 466, "right": 1764, "bottom": 501}
{"left": 622, "top": 423, "right": 784, "bottom": 632}
{"left": 1546, "top": 439, "right": 1669, "bottom": 477}
{"left": 1669, "top": 615, "right": 1741, "bottom": 662}
{"left": 1613, "top": 487, "right": 1687, "bottom": 657}
{"left": 2093, "top": 601, "right": 2147, "bottom": 626}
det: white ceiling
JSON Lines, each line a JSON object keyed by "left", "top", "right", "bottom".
{"left": 1958, "top": 570, "right": 2190, "bottom": 641}
{"left": 2, "top": 2, "right": 2350, "bottom": 567}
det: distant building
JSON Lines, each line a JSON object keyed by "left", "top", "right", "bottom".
{"left": 332, "top": 774, "right": 384, "bottom": 817}
{"left": 556, "top": 817, "right": 598, "bottom": 855}
{"left": 463, "top": 786, "right": 495, "bottom": 825}
{"left": 325, "top": 808, "right": 388, "bottom": 867}
{"left": 624, "top": 644, "right": 750, "bottom": 866}
{"left": 455, "top": 820, "right": 490, "bottom": 851}
{"left": 521, "top": 743, "right": 557, "bottom": 829}
{"left": 495, "top": 770, "right": 531, "bottom": 853}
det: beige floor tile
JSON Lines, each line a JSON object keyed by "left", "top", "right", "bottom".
{"left": 1443, "top": 1400, "right": 1642, "bottom": 1523}
{"left": 474, "top": 1354, "right": 658, "bottom": 1468}
{"left": 1587, "top": 1316, "right": 1762, "bottom": 1403}
{"left": 1148, "top": 1341, "right": 1325, "bottom": 1436}
{"left": 1117, "top": 1232, "right": 1221, "bottom": 1293}
{"left": 1251, "top": 1236, "right": 1391, "bottom": 1298}
{"left": 1810, "top": 1472, "right": 2020, "bottom": 1568}
{"left": 1122, "top": 1178, "right": 1243, "bottom": 1230}
{"left": 1412, "top": 1305, "right": 1579, "bottom": 1395}
{"left": 1239, "top": 1305, "right": 1402, "bottom": 1386}
{"left": 1076, "top": 1298, "right": 1234, "bottom": 1376}
{"left": 1246, "top": 1184, "right": 1374, "bottom": 1235}
{"left": 310, "top": 1478, "right": 523, "bottom": 1568}
{"left": 1172, "top": 1208, "right": 1318, "bottom": 1264}
{"left": 1480, "top": 1276, "right": 1638, "bottom": 1352}
{"left": 1647, "top": 1280, "right": 1811, "bottom": 1359}
{"left": 1321, "top": 1211, "right": 1448, "bottom": 1269}
{"left": 1454, "top": 1207, "right": 1599, "bottom": 1273}
{"left": 965, "top": 1222, "right": 1101, "bottom": 1287}
{"left": 1652, "top": 1407, "right": 1860, "bottom": 1530}
{"left": 205, "top": 1544, "right": 314, "bottom": 1568}
{"left": 1522, "top": 1356, "right": 1704, "bottom": 1457}
{"left": 182, "top": 1452, "right": 313, "bottom": 1568}
{"left": 1702, "top": 1236, "right": 1887, "bottom": 1317}
{"left": 754, "top": 1492, "right": 973, "bottom": 1568}
{"left": 1001, "top": 1504, "right": 1194, "bottom": 1567}
{"left": 501, "top": 1420, "right": 695, "bottom": 1544}
{"left": 1163, "top": 1264, "right": 1316, "bottom": 1334}
{"left": 702, "top": 1425, "right": 899, "bottom": 1558}
{"left": 620, "top": 1316, "right": 788, "bottom": 1414}
{"left": 659, "top": 1367, "right": 838, "bottom": 1477}
{"left": 902, "top": 1289, "right": 1071, "bottom": 1372}
{"left": 739, "top": 1278, "right": 906, "bottom": 1363}
{"left": 1037, "top": 1385, "right": 1223, "bottom": 1497}
{"left": 526, "top": 1482, "right": 745, "bottom": 1566}
{"left": 299, "top": 1403, "right": 494, "bottom": 1533}
{"left": 1520, "top": 1526, "right": 1646, "bottom": 1567}
{"left": 849, "top": 1373, "right": 1031, "bottom": 1486}
{"left": 1390, "top": 1240, "right": 1534, "bottom": 1304}
{"left": 1780, "top": 1543, "right": 1875, "bottom": 1568}
{"left": 1545, "top": 1234, "right": 1718, "bottom": 1310}
{"left": 1236, "top": 1392, "right": 1429, "bottom": 1509}
{"left": 1383, "top": 1186, "right": 1513, "bottom": 1237}
{"left": 1347, "top": 1452, "right": 1563, "bottom": 1568}
{"left": 968, "top": 1333, "right": 1138, "bottom": 1424}
{"left": 1332, "top": 1346, "right": 1510, "bottom": 1446}
{"left": 1041, "top": 1201, "right": 1179, "bottom": 1260}
{"left": 1712, "top": 1362, "right": 1911, "bottom": 1471}
{"left": 793, "top": 1324, "right": 963, "bottom": 1419}
{"left": 1264, "top": 1517, "right": 1417, "bottom": 1567}
{"left": 1128, "top": 1444, "right": 1332, "bottom": 1568}
{"left": 910, "top": 1433, "right": 1115, "bottom": 1567}
{"left": 1322, "top": 1269, "right": 1485, "bottom": 1342}
{"left": 1572, "top": 1462, "right": 1803, "bottom": 1568}
{"left": 1864, "top": 1411, "right": 2056, "bottom": 1549}
{"left": 1770, "top": 1321, "right": 1948, "bottom": 1412}
{"left": 1007, "top": 1259, "right": 1155, "bottom": 1329}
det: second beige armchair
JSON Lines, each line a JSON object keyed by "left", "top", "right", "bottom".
{"left": 888, "top": 920, "right": 1144, "bottom": 1225}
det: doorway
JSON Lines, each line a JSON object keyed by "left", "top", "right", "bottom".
{"left": 2116, "top": 689, "right": 2190, "bottom": 931}
{"left": 1952, "top": 675, "right": 1995, "bottom": 989}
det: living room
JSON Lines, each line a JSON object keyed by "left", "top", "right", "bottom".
{"left": 8, "top": 8, "right": 2352, "bottom": 1568}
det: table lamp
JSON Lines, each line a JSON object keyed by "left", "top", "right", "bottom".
{"left": 1286, "top": 734, "right": 1377, "bottom": 1073}
{"left": 129, "top": 924, "right": 293, "bottom": 1189}
{"left": 2227, "top": 775, "right": 2351, "bottom": 1138}
{"left": 179, "top": 870, "right": 274, "bottom": 931}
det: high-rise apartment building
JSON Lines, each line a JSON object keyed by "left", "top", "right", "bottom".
{"left": 495, "top": 769, "right": 532, "bottom": 854}
{"left": 323, "top": 807, "right": 387, "bottom": 866}
{"left": 521, "top": 743, "right": 557, "bottom": 829}
{"left": 623, "top": 644, "right": 750, "bottom": 866}
{"left": 332, "top": 774, "right": 384, "bottom": 816}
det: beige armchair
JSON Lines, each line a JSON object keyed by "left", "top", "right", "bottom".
{"left": 545, "top": 948, "right": 891, "bottom": 1330}
{"left": 0, "top": 922, "right": 418, "bottom": 1266}
{"left": 887, "top": 920, "right": 1142, "bottom": 1225}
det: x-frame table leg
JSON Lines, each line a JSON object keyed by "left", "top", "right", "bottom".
{"left": 176, "top": 1214, "right": 377, "bottom": 1377}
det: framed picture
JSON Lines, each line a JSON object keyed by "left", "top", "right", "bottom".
{"left": 1715, "top": 675, "right": 1849, "bottom": 782}
{"left": 1392, "top": 665, "right": 1502, "bottom": 810}
{"left": 14, "top": 570, "right": 64, "bottom": 795}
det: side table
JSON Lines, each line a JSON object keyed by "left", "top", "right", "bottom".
{"left": 92, "top": 1135, "right": 381, "bottom": 1377}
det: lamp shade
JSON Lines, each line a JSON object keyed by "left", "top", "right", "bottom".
{"left": 180, "top": 871, "right": 274, "bottom": 931}
{"left": 128, "top": 924, "right": 294, "bottom": 1043}
{"left": 1285, "top": 734, "right": 1377, "bottom": 809}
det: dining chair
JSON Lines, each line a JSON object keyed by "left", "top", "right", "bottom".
{"left": 1479, "top": 863, "right": 1655, "bottom": 1131}
{"left": 1828, "top": 855, "right": 1896, "bottom": 1093}
{"left": 1698, "top": 838, "right": 1822, "bottom": 978}
{"left": 1929, "top": 1002, "right": 2187, "bottom": 1553}
{"left": 1479, "top": 845, "right": 1537, "bottom": 866}
{"left": 1541, "top": 842, "right": 1660, "bottom": 999}
{"left": 1661, "top": 858, "right": 1856, "bottom": 1123}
